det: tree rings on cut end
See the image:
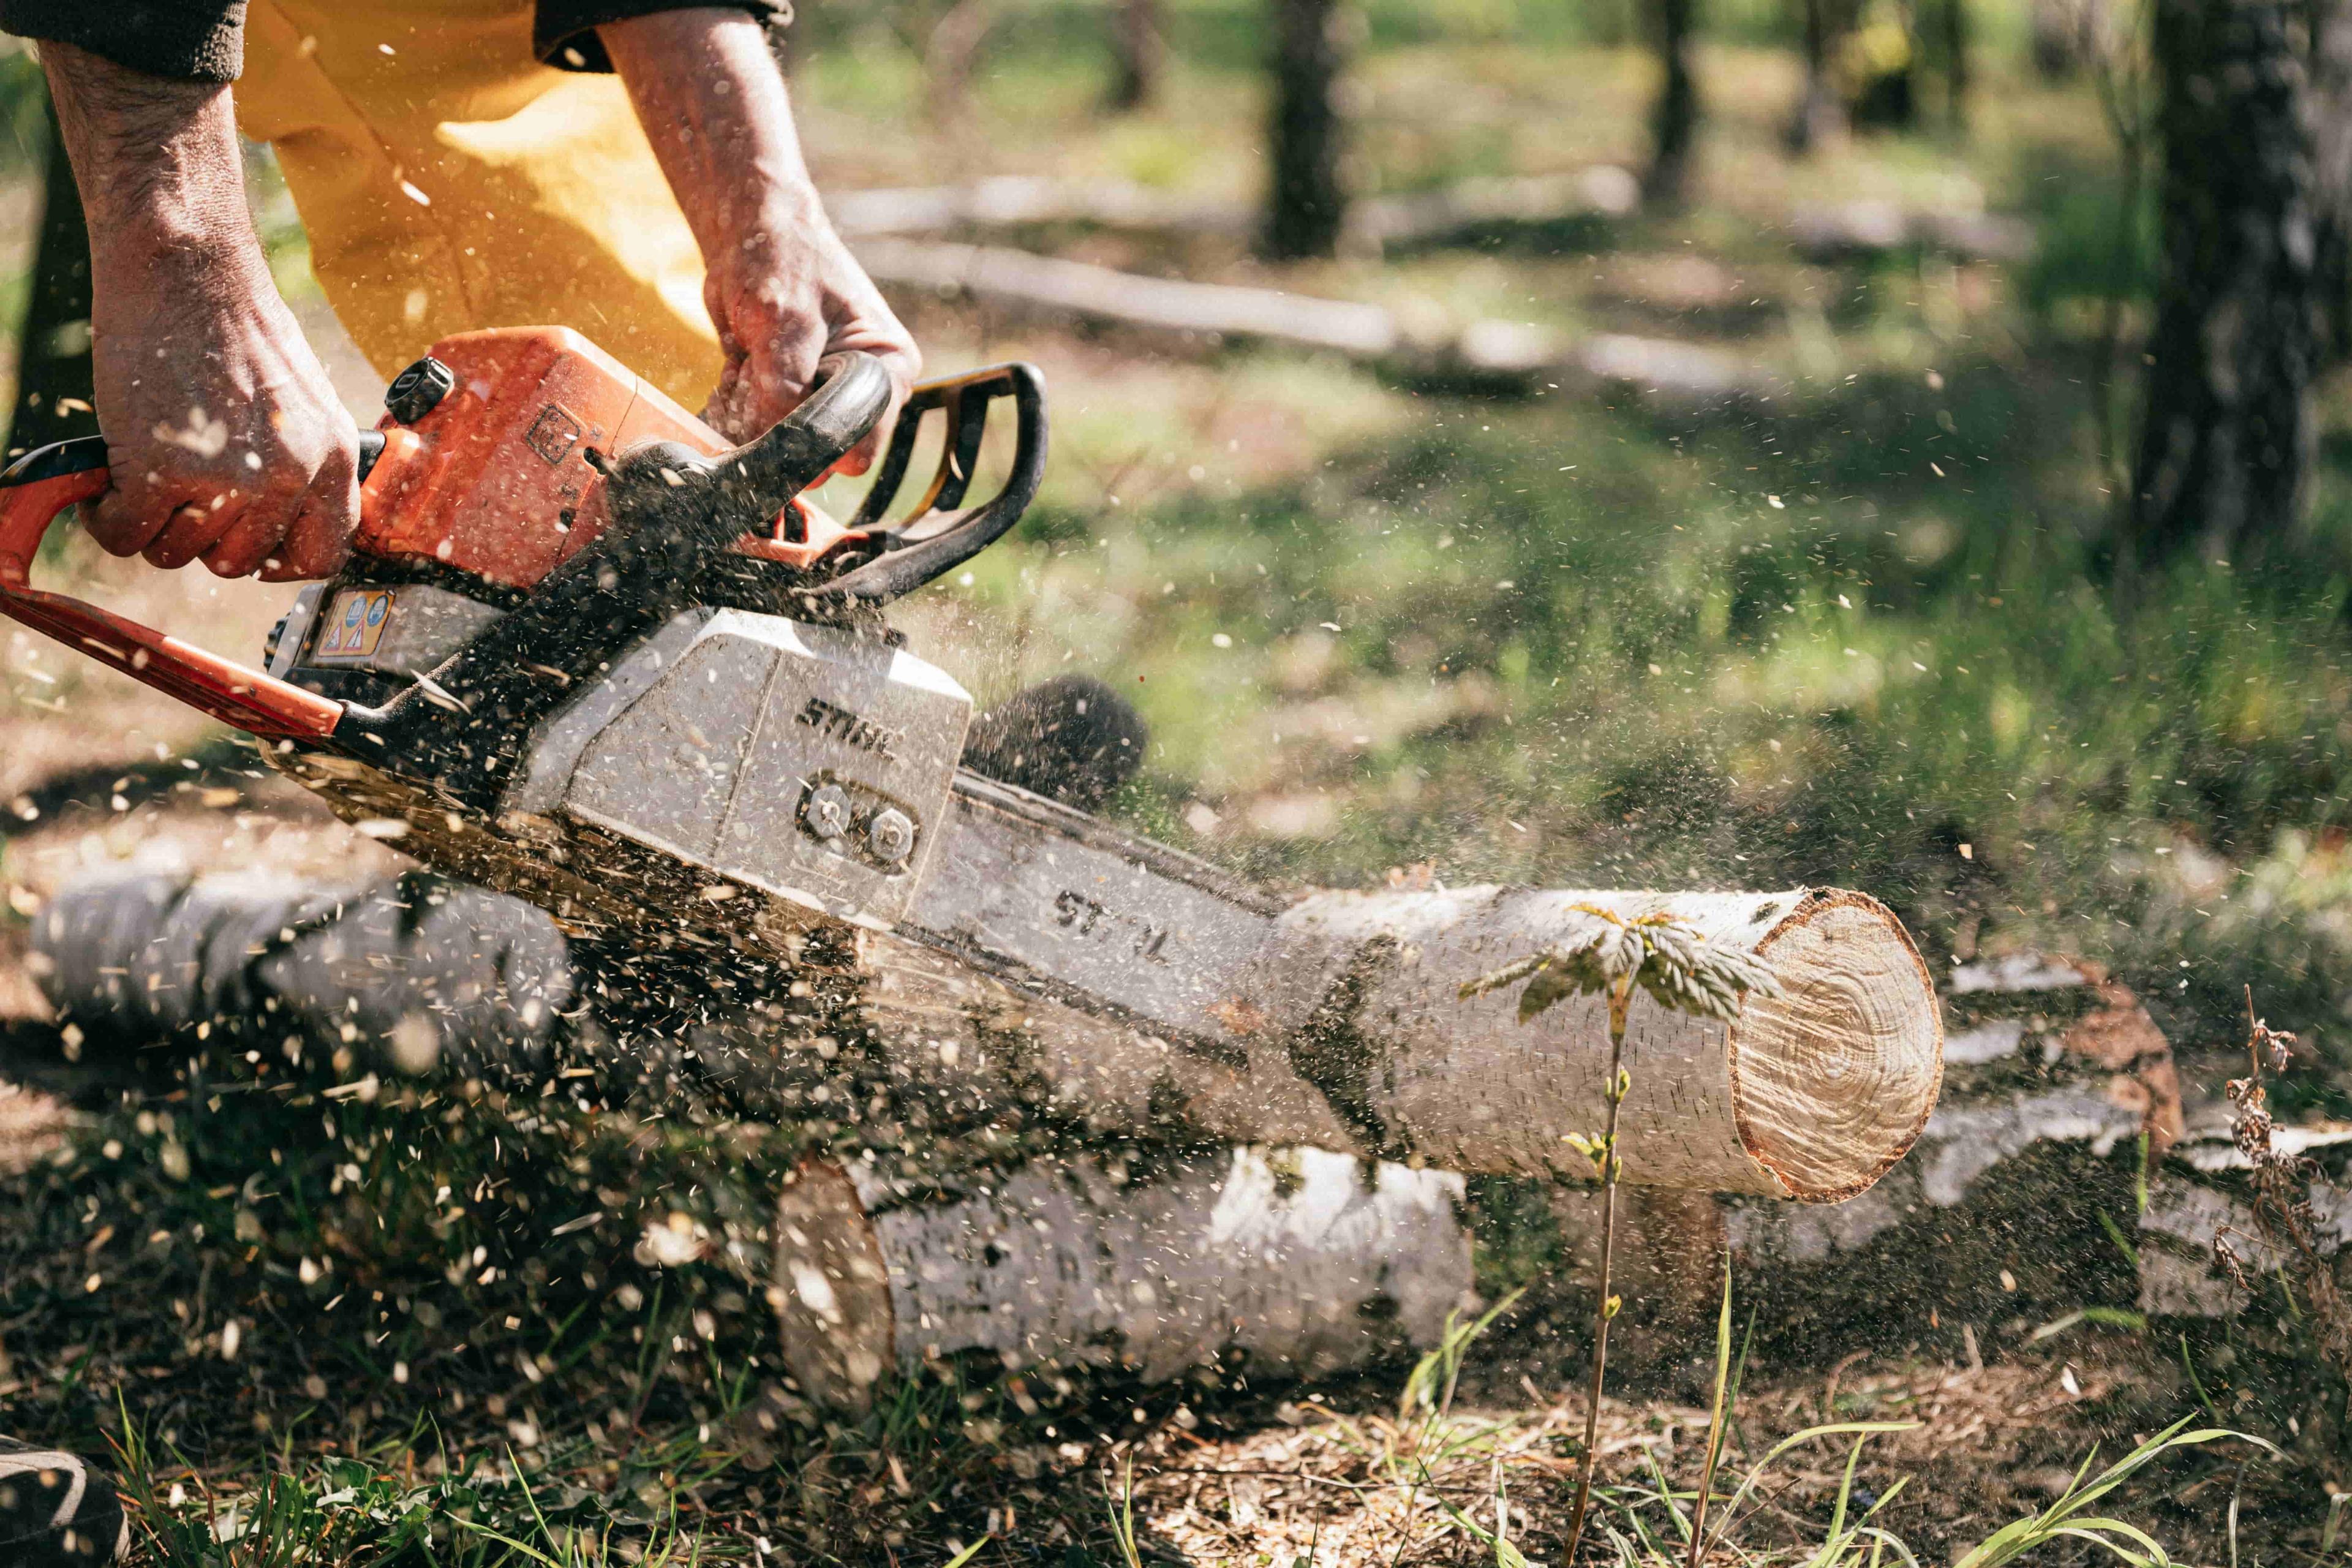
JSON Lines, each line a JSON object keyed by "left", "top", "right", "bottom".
{"left": 1730, "top": 891, "right": 1943, "bottom": 1204}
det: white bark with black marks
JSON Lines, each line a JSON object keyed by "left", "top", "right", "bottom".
{"left": 771, "top": 1146, "right": 1474, "bottom": 1409}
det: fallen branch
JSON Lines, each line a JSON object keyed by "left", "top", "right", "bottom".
{"left": 854, "top": 237, "right": 1760, "bottom": 405}
{"left": 830, "top": 172, "right": 2025, "bottom": 264}
{"left": 1786, "top": 201, "right": 2036, "bottom": 263}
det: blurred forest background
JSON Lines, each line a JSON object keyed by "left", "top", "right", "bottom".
{"left": 9, "top": 0, "right": 2352, "bottom": 1559}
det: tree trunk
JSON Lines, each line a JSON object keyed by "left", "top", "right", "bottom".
{"left": 1936, "top": 0, "right": 1970, "bottom": 130}
{"left": 34, "top": 874, "right": 1943, "bottom": 1203}
{"left": 2128, "top": 0, "right": 2320, "bottom": 569}
{"left": 1262, "top": 0, "right": 1351, "bottom": 260}
{"left": 1644, "top": 0, "right": 1702, "bottom": 205}
{"left": 924, "top": 0, "right": 998, "bottom": 129}
{"left": 1788, "top": 0, "right": 1852, "bottom": 152}
{"left": 2031, "top": 0, "right": 2102, "bottom": 77}
{"left": 1106, "top": 0, "right": 1166, "bottom": 111}
{"left": 771, "top": 1145, "right": 1474, "bottom": 1408}
{"left": 6, "top": 82, "right": 96, "bottom": 462}
{"left": 2309, "top": 0, "right": 2352, "bottom": 359}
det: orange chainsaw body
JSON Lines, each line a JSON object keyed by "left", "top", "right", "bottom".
{"left": 358, "top": 326, "right": 857, "bottom": 589}
{"left": 0, "top": 328, "right": 1042, "bottom": 756}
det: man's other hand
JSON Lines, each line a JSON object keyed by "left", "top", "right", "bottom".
{"left": 46, "top": 43, "right": 360, "bottom": 582}
{"left": 604, "top": 9, "right": 920, "bottom": 470}
{"left": 88, "top": 254, "right": 360, "bottom": 581}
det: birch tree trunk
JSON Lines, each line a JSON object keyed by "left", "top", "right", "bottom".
{"left": 1107, "top": 0, "right": 1166, "bottom": 111}
{"left": 771, "top": 1146, "right": 1474, "bottom": 1409}
{"left": 2129, "top": 0, "right": 2320, "bottom": 568}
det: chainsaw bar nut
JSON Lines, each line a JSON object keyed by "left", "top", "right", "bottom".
{"left": 867, "top": 808, "right": 916, "bottom": 864}
{"left": 804, "top": 783, "right": 852, "bottom": 842}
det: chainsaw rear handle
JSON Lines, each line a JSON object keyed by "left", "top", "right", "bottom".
{"left": 0, "top": 431, "right": 392, "bottom": 741}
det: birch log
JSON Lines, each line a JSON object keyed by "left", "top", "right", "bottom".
{"left": 854, "top": 239, "right": 1758, "bottom": 404}
{"left": 862, "top": 887, "right": 1942, "bottom": 1203}
{"left": 769, "top": 1145, "right": 1474, "bottom": 1409}
{"left": 33, "top": 873, "right": 1941, "bottom": 1200}
{"left": 2136, "top": 1118, "right": 2352, "bottom": 1319}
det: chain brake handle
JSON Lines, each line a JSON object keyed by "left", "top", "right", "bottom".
{"left": 0, "top": 431, "right": 391, "bottom": 741}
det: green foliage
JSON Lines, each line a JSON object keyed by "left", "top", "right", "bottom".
{"left": 1460, "top": 904, "right": 1782, "bottom": 1026}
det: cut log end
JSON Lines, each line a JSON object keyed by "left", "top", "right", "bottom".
{"left": 1732, "top": 891, "right": 1943, "bottom": 1204}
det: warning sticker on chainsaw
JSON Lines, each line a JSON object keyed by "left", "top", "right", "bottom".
{"left": 312, "top": 589, "right": 394, "bottom": 662}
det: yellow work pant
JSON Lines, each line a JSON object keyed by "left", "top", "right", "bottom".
{"left": 235, "top": 0, "right": 721, "bottom": 409}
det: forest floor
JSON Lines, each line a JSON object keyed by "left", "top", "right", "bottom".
{"left": 4, "top": 24, "right": 2352, "bottom": 1566}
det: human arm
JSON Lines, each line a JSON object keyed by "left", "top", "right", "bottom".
{"left": 600, "top": 8, "right": 919, "bottom": 469}
{"left": 37, "top": 41, "right": 360, "bottom": 579}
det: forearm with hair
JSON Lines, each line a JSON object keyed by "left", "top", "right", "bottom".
{"left": 41, "top": 42, "right": 263, "bottom": 266}
{"left": 601, "top": 8, "right": 821, "bottom": 255}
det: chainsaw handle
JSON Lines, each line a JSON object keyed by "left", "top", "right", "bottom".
{"left": 712, "top": 352, "right": 898, "bottom": 518}
{"left": 823, "top": 361, "right": 1047, "bottom": 606}
{"left": 0, "top": 432, "right": 387, "bottom": 741}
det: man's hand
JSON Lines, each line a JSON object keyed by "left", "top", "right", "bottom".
{"left": 45, "top": 44, "right": 358, "bottom": 581}
{"left": 603, "top": 10, "right": 919, "bottom": 468}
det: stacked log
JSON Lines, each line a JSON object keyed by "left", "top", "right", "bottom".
{"left": 771, "top": 1146, "right": 1474, "bottom": 1408}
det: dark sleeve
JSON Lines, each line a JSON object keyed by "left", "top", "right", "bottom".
{"left": 0, "top": 0, "right": 246, "bottom": 82}
{"left": 535, "top": 1, "right": 786, "bottom": 73}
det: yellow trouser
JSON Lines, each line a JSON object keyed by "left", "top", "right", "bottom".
{"left": 236, "top": 0, "right": 721, "bottom": 410}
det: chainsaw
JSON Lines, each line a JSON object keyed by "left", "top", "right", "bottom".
{"left": 0, "top": 329, "right": 1283, "bottom": 1060}
{"left": 0, "top": 326, "right": 1948, "bottom": 1202}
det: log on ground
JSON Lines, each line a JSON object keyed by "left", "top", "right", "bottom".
{"left": 852, "top": 238, "right": 1759, "bottom": 405}
{"left": 771, "top": 1145, "right": 1475, "bottom": 1410}
{"left": 859, "top": 885, "right": 1943, "bottom": 1201}
{"left": 36, "top": 873, "right": 1943, "bottom": 1201}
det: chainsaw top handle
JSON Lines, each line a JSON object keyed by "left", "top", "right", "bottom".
{"left": 0, "top": 344, "right": 1049, "bottom": 809}
{"left": 0, "top": 431, "right": 393, "bottom": 742}
{"left": 826, "top": 360, "right": 1047, "bottom": 606}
